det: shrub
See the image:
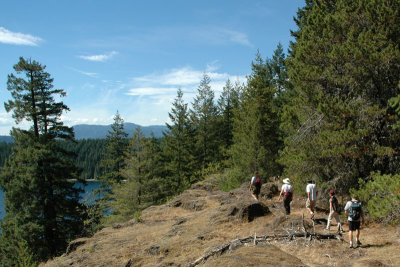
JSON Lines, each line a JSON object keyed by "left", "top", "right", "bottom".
{"left": 351, "top": 172, "right": 400, "bottom": 224}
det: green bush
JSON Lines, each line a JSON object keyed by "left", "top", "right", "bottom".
{"left": 351, "top": 172, "right": 400, "bottom": 224}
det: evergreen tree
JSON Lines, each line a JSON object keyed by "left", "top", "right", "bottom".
{"left": 217, "top": 79, "right": 241, "bottom": 156}
{"left": 0, "top": 58, "right": 83, "bottom": 264}
{"left": 228, "top": 52, "right": 282, "bottom": 185}
{"left": 108, "top": 127, "right": 166, "bottom": 223}
{"left": 100, "top": 111, "right": 129, "bottom": 184}
{"left": 163, "top": 88, "right": 196, "bottom": 192}
{"left": 190, "top": 73, "right": 220, "bottom": 171}
{"left": 280, "top": 0, "right": 400, "bottom": 193}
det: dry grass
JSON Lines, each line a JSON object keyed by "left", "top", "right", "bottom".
{"left": 42, "top": 184, "right": 400, "bottom": 267}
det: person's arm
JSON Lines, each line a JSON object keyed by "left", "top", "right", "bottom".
{"left": 278, "top": 188, "right": 284, "bottom": 200}
{"left": 329, "top": 199, "right": 333, "bottom": 213}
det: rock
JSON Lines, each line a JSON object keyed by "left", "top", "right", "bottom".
{"left": 182, "top": 199, "right": 206, "bottom": 211}
{"left": 147, "top": 245, "right": 160, "bottom": 255}
{"left": 260, "top": 183, "right": 279, "bottom": 199}
{"left": 233, "top": 201, "right": 270, "bottom": 222}
{"left": 65, "top": 238, "right": 88, "bottom": 255}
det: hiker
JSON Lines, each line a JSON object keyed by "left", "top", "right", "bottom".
{"left": 278, "top": 178, "right": 293, "bottom": 215}
{"left": 249, "top": 171, "right": 262, "bottom": 201}
{"left": 344, "top": 195, "right": 365, "bottom": 248}
{"left": 306, "top": 179, "right": 318, "bottom": 218}
{"left": 325, "top": 190, "right": 343, "bottom": 233}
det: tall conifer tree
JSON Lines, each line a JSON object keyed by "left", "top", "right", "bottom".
{"left": 229, "top": 52, "right": 281, "bottom": 184}
{"left": 163, "top": 88, "right": 195, "bottom": 192}
{"left": 100, "top": 111, "right": 129, "bottom": 185}
{"left": 217, "top": 79, "right": 241, "bottom": 156}
{"left": 190, "top": 73, "right": 220, "bottom": 170}
{"left": 280, "top": 0, "right": 400, "bottom": 192}
{"left": 0, "top": 58, "right": 83, "bottom": 264}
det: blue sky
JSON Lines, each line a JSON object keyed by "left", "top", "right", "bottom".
{"left": 0, "top": 0, "right": 305, "bottom": 135}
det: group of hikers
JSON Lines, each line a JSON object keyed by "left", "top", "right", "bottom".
{"left": 249, "top": 171, "right": 365, "bottom": 249}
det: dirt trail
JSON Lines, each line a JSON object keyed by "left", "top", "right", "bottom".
{"left": 42, "top": 180, "right": 400, "bottom": 267}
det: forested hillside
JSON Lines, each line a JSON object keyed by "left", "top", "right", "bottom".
{"left": 1, "top": 0, "right": 400, "bottom": 266}
{"left": 0, "top": 139, "right": 106, "bottom": 180}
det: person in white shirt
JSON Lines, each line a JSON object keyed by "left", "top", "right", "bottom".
{"left": 278, "top": 178, "right": 294, "bottom": 215}
{"left": 249, "top": 171, "right": 262, "bottom": 201}
{"left": 344, "top": 195, "right": 365, "bottom": 248}
{"left": 305, "top": 179, "right": 317, "bottom": 218}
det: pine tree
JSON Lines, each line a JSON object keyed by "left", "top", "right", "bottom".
{"left": 100, "top": 111, "right": 129, "bottom": 185}
{"left": 163, "top": 88, "right": 196, "bottom": 193}
{"left": 190, "top": 73, "right": 220, "bottom": 171}
{"left": 108, "top": 127, "right": 166, "bottom": 223}
{"left": 0, "top": 58, "right": 83, "bottom": 264}
{"left": 280, "top": 0, "right": 400, "bottom": 193}
{"left": 228, "top": 52, "right": 282, "bottom": 185}
{"left": 217, "top": 79, "right": 241, "bottom": 156}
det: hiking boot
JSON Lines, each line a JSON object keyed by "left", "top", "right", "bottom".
{"left": 349, "top": 243, "right": 353, "bottom": 248}
{"left": 324, "top": 228, "right": 329, "bottom": 231}
{"left": 356, "top": 240, "right": 362, "bottom": 247}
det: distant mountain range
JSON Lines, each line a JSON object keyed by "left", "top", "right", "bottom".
{"left": 0, "top": 123, "right": 168, "bottom": 142}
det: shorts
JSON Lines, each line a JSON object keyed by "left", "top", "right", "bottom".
{"left": 306, "top": 199, "right": 316, "bottom": 210}
{"left": 252, "top": 186, "right": 260, "bottom": 195}
{"left": 348, "top": 220, "right": 361, "bottom": 231}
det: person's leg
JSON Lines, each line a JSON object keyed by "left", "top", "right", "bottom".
{"left": 306, "top": 199, "right": 314, "bottom": 217}
{"left": 325, "top": 212, "right": 333, "bottom": 230}
{"left": 334, "top": 213, "right": 342, "bottom": 232}
{"left": 348, "top": 221, "right": 354, "bottom": 248}
{"left": 284, "top": 198, "right": 290, "bottom": 215}
{"left": 349, "top": 230, "right": 353, "bottom": 247}
{"left": 355, "top": 228, "right": 361, "bottom": 246}
{"left": 311, "top": 200, "right": 316, "bottom": 213}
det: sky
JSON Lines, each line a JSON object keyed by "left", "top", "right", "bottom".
{"left": 0, "top": 0, "right": 305, "bottom": 135}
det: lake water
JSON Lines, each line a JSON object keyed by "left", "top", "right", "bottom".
{"left": 0, "top": 180, "right": 101, "bottom": 221}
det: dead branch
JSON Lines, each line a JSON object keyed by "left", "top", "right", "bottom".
{"left": 187, "top": 216, "right": 342, "bottom": 267}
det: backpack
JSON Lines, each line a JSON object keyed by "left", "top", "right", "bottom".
{"left": 331, "top": 196, "right": 340, "bottom": 213}
{"left": 284, "top": 191, "right": 293, "bottom": 201}
{"left": 253, "top": 176, "right": 261, "bottom": 188}
{"left": 349, "top": 201, "right": 362, "bottom": 220}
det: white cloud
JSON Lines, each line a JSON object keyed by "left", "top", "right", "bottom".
{"left": 194, "top": 27, "right": 253, "bottom": 47}
{"left": 0, "top": 26, "right": 42, "bottom": 46}
{"left": 126, "top": 87, "right": 177, "bottom": 96}
{"left": 127, "top": 65, "right": 246, "bottom": 99}
{"left": 78, "top": 51, "right": 118, "bottom": 62}
{"left": 69, "top": 67, "right": 99, "bottom": 78}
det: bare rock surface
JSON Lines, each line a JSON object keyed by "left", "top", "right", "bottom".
{"left": 41, "top": 179, "right": 400, "bottom": 267}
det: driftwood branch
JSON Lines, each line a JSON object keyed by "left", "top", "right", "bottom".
{"left": 187, "top": 215, "right": 342, "bottom": 267}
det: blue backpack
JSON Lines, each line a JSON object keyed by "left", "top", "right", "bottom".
{"left": 349, "top": 201, "right": 362, "bottom": 220}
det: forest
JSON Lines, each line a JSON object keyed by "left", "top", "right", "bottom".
{"left": 1, "top": 0, "right": 400, "bottom": 266}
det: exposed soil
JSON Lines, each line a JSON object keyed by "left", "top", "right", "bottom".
{"left": 41, "top": 179, "right": 400, "bottom": 267}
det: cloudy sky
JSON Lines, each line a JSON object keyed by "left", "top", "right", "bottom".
{"left": 0, "top": 0, "right": 304, "bottom": 135}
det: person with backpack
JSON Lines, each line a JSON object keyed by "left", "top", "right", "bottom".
{"left": 344, "top": 195, "right": 365, "bottom": 248}
{"left": 278, "top": 178, "right": 293, "bottom": 215}
{"left": 325, "top": 190, "right": 343, "bottom": 233}
{"left": 249, "top": 171, "right": 262, "bottom": 201}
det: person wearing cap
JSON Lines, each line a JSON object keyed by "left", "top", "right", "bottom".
{"left": 306, "top": 179, "right": 318, "bottom": 218}
{"left": 325, "top": 190, "right": 343, "bottom": 233}
{"left": 278, "top": 178, "right": 294, "bottom": 215}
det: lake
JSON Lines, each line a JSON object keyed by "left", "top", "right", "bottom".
{"left": 0, "top": 180, "right": 102, "bottom": 221}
